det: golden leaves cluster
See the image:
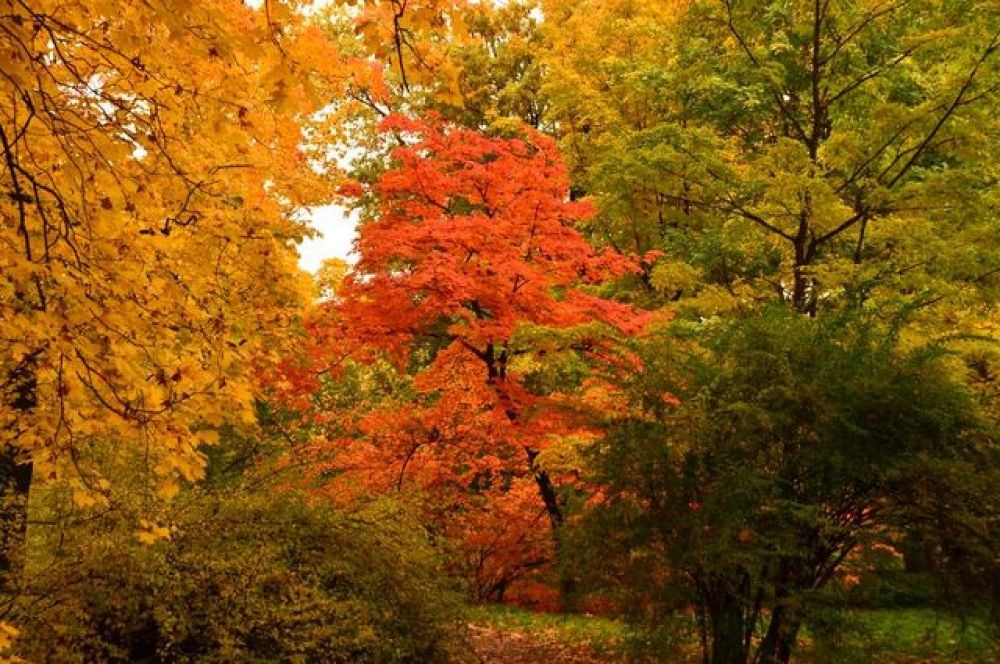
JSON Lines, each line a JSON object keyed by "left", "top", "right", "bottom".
{"left": 1, "top": 0, "right": 346, "bottom": 495}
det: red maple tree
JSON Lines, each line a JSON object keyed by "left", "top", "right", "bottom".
{"left": 296, "top": 115, "right": 649, "bottom": 599}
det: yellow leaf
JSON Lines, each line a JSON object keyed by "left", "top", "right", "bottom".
{"left": 136, "top": 520, "right": 171, "bottom": 545}
{"left": 156, "top": 479, "right": 181, "bottom": 500}
{"left": 72, "top": 490, "right": 100, "bottom": 508}
{"left": 0, "top": 620, "right": 19, "bottom": 652}
{"left": 194, "top": 429, "right": 220, "bottom": 445}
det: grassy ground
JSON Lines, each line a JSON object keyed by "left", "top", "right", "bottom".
{"left": 464, "top": 604, "right": 631, "bottom": 659}
{"left": 799, "top": 607, "right": 997, "bottom": 663}
{"left": 466, "top": 604, "right": 997, "bottom": 662}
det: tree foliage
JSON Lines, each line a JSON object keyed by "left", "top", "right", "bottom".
{"left": 0, "top": 0, "right": 348, "bottom": 578}
{"left": 11, "top": 431, "right": 462, "bottom": 663}
{"left": 543, "top": 0, "right": 1000, "bottom": 317}
{"left": 290, "top": 114, "right": 646, "bottom": 602}
{"left": 583, "top": 306, "right": 997, "bottom": 663}
{"left": 1, "top": 0, "right": 997, "bottom": 660}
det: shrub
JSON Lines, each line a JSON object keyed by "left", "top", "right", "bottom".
{"left": 14, "top": 485, "right": 463, "bottom": 662}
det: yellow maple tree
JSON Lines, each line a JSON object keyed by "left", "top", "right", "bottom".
{"left": 350, "top": 0, "right": 466, "bottom": 95}
{"left": 0, "top": 0, "right": 344, "bottom": 577}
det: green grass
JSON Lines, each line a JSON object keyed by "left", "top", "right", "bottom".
{"left": 802, "top": 607, "right": 998, "bottom": 663}
{"left": 466, "top": 604, "right": 997, "bottom": 662}
{"left": 464, "top": 604, "right": 631, "bottom": 654}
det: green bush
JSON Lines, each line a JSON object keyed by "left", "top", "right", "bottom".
{"left": 14, "top": 486, "right": 463, "bottom": 663}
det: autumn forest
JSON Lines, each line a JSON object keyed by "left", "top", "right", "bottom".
{"left": 1, "top": 0, "right": 998, "bottom": 662}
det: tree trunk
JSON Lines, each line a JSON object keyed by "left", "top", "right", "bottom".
{"left": 708, "top": 592, "right": 750, "bottom": 664}
{"left": 527, "top": 451, "right": 563, "bottom": 531}
{"left": 526, "top": 449, "right": 578, "bottom": 607}
{"left": 493, "top": 346, "right": 572, "bottom": 605}
{"left": 0, "top": 360, "right": 37, "bottom": 588}
{"left": 0, "top": 452, "right": 32, "bottom": 583}
{"left": 756, "top": 599, "right": 802, "bottom": 664}
{"left": 711, "top": 597, "right": 747, "bottom": 664}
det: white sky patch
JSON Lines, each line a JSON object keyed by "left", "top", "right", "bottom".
{"left": 297, "top": 141, "right": 365, "bottom": 272}
{"left": 298, "top": 204, "right": 359, "bottom": 271}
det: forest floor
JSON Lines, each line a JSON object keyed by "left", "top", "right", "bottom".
{"left": 462, "top": 605, "right": 997, "bottom": 663}
{"left": 463, "top": 606, "right": 627, "bottom": 663}
{"left": 466, "top": 622, "right": 615, "bottom": 663}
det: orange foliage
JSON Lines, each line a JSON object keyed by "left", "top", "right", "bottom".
{"left": 288, "top": 115, "right": 648, "bottom": 599}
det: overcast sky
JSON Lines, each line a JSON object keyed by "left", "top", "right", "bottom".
{"left": 298, "top": 204, "right": 358, "bottom": 272}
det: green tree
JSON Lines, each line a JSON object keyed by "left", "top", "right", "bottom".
{"left": 543, "top": 0, "right": 1000, "bottom": 317}
{"left": 584, "top": 306, "right": 997, "bottom": 663}
{"left": 440, "top": 1, "right": 549, "bottom": 130}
